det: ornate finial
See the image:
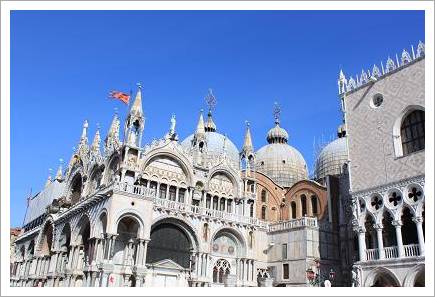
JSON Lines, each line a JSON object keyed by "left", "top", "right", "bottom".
{"left": 205, "top": 88, "right": 216, "bottom": 112}
{"left": 136, "top": 82, "right": 142, "bottom": 89}
{"left": 55, "top": 158, "right": 64, "bottom": 181}
{"left": 245, "top": 120, "right": 250, "bottom": 127}
{"left": 417, "top": 40, "right": 425, "bottom": 58}
{"left": 81, "top": 119, "right": 89, "bottom": 141}
{"left": 45, "top": 168, "right": 53, "bottom": 187}
{"left": 273, "top": 102, "right": 281, "bottom": 124}
{"left": 114, "top": 107, "right": 119, "bottom": 115}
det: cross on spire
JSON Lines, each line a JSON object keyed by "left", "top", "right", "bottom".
{"left": 273, "top": 102, "right": 281, "bottom": 124}
{"left": 205, "top": 88, "right": 217, "bottom": 112}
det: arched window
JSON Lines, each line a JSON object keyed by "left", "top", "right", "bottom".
{"left": 311, "top": 195, "right": 318, "bottom": 215}
{"left": 401, "top": 110, "right": 425, "bottom": 155}
{"left": 178, "top": 188, "right": 186, "bottom": 203}
{"left": 261, "top": 190, "right": 267, "bottom": 203}
{"left": 213, "top": 259, "right": 231, "bottom": 284}
{"left": 213, "top": 196, "right": 219, "bottom": 210}
{"left": 220, "top": 198, "right": 226, "bottom": 211}
{"left": 301, "top": 195, "right": 307, "bottom": 216}
{"left": 159, "top": 184, "right": 167, "bottom": 199}
{"left": 261, "top": 206, "right": 267, "bottom": 220}
{"left": 169, "top": 186, "right": 176, "bottom": 201}
{"left": 291, "top": 201, "right": 296, "bottom": 219}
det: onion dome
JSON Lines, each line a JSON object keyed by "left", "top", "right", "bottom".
{"left": 314, "top": 125, "right": 349, "bottom": 180}
{"left": 266, "top": 121, "right": 289, "bottom": 144}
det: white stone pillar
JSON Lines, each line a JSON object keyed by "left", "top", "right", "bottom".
{"left": 393, "top": 220, "right": 404, "bottom": 258}
{"left": 375, "top": 224, "right": 385, "bottom": 259}
{"left": 356, "top": 226, "right": 366, "bottom": 261}
{"left": 413, "top": 217, "right": 425, "bottom": 256}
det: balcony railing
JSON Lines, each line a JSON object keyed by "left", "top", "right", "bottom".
{"left": 404, "top": 244, "right": 420, "bottom": 257}
{"left": 267, "top": 217, "right": 318, "bottom": 232}
{"left": 364, "top": 244, "right": 422, "bottom": 261}
{"left": 383, "top": 246, "right": 399, "bottom": 259}
{"left": 114, "top": 182, "right": 156, "bottom": 198}
{"left": 114, "top": 182, "right": 267, "bottom": 228}
{"left": 153, "top": 196, "right": 267, "bottom": 228}
{"left": 365, "top": 248, "right": 379, "bottom": 261}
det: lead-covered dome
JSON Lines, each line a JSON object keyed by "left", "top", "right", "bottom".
{"left": 181, "top": 132, "right": 239, "bottom": 166}
{"left": 314, "top": 136, "right": 348, "bottom": 180}
{"left": 255, "top": 119, "right": 308, "bottom": 188}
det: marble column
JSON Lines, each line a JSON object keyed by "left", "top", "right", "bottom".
{"left": 374, "top": 224, "right": 385, "bottom": 259}
{"left": 393, "top": 220, "right": 404, "bottom": 258}
{"left": 357, "top": 226, "right": 367, "bottom": 262}
{"left": 413, "top": 217, "right": 425, "bottom": 256}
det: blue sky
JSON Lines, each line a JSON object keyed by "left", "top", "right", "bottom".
{"left": 10, "top": 10, "right": 424, "bottom": 227}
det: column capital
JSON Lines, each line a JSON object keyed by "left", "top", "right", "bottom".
{"left": 373, "top": 223, "right": 383, "bottom": 230}
{"left": 412, "top": 216, "right": 423, "bottom": 224}
{"left": 392, "top": 220, "right": 402, "bottom": 227}
{"left": 354, "top": 225, "right": 366, "bottom": 233}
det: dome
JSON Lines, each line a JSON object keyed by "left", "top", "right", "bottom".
{"left": 267, "top": 124, "right": 289, "bottom": 144}
{"left": 314, "top": 137, "right": 348, "bottom": 180}
{"left": 181, "top": 132, "right": 240, "bottom": 166}
{"left": 255, "top": 143, "right": 308, "bottom": 188}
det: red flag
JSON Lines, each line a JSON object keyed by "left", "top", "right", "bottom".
{"left": 109, "top": 90, "right": 130, "bottom": 105}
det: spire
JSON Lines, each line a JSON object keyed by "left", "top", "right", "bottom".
{"left": 130, "top": 83, "right": 143, "bottom": 116}
{"left": 242, "top": 121, "right": 254, "bottom": 154}
{"left": 338, "top": 69, "right": 347, "bottom": 94}
{"left": 45, "top": 168, "right": 53, "bottom": 188}
{"left": 91, "top": 125, "right": 101, "bottom": 155}
{"left": 195, "top": 109, "right": 205, "bottom": 135}
{"left": 105, "top": 112, "right": 120, "bottom": 152}
{"left": 55, "top": 159, "right": 64, "bottom": 181}
{"left": 124, "top": 83, "right": 145, "bottom": 147}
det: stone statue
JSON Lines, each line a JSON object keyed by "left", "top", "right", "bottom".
{"left": 170, "top": 114, "right": 176, "bottom": 135}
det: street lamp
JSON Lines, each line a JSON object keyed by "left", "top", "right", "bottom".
{"left": 306, "top": 260, "right": 335, "bottom": 287}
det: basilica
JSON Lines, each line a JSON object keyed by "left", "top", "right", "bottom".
{"left": 10, "top": 41, "right": 425, "bottom": 287}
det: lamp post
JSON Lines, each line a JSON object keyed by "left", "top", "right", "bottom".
{"left": 306, "top": 259, "right": 335, "bottom": 287}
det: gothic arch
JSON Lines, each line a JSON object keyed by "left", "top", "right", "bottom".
{"left": 403, "top": 264, "right": 425, "bottom": 287}
{"left": 364, "top": 267, "right": 401, "bottom": 287}
{"left": 72, "top": 214, "right": 92, "bottom": 245}
{"left": 67, "top": 172, "right": 84, "bottom": 205}
{"left": 36, "top": 217, "right": 55, "bottom": 256}
{"left": 392, "top": 105, "right": 425, "bottom": 157}
{"left": 103, "top": 151, "right": 121, "bottom": 184}
{"left": 93, "top": 208, "right": 108, "bottom": 238}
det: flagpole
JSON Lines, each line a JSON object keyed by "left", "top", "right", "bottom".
{"left": 22, "top": 187, "right": 32, "bottom": 227}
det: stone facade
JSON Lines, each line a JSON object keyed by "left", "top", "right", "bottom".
{"left": 339, "top": 42, "right": 425, "bottom": 287}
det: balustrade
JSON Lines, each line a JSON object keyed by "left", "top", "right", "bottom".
{"left": 365, "top": 248, "right": 379, "bottom": 261}
{"left": 404, "top": 244, "right": 420, "bottom": 257}
{"left": 267, "top": 217, "right": 318, "bottom": 232}
{"left": 383, "top": 246, "right": 399, "bottom": 259}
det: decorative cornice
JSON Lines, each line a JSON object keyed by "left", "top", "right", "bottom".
{"left": 338, "top": 41, "right": 425, "bottom": 96}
